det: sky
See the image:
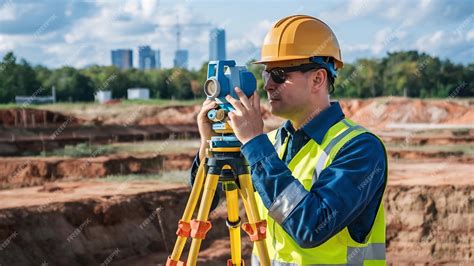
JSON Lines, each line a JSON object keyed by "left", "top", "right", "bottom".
{"left": 0, "top": 0, "right": 473, "bottom": 70}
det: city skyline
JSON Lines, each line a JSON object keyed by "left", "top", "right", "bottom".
{"left": 0, "top": 0, "right": 473, "bottom": 70}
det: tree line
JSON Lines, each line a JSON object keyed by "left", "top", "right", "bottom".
{"left": 0, "top": 50, "right": 472, "bottom": 103}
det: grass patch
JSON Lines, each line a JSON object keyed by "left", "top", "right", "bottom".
{"left": 109, "top": 139, "right": 200, "bottom": 154}
{"left": 387, "top": 143, "right": 474, "bottom": 155}
{"left": 121, "top": 98, "right": 202, "bottom": 106}
{"left": 36, "top": 140, "right": 199, "bottom": 158}
{"left": 0, "top": 99, "right": 201, "bottom": 110}
{"left": 102, "top": 170, "right": 190, "bottom": 184}
{"left": 40, "top": 143, "right": 116, "bottom": 157}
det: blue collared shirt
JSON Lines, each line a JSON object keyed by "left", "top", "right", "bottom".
{"left": 190, "top": 102, "right": 387, "bottom": 247}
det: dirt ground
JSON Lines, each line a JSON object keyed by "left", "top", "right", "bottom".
{"left": 0, "top": 97, "right": 472, "bottom": 265}
{"left": 0, "top": 173, "right": 471, "bottom": 265}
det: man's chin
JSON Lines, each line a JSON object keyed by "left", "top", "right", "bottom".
{"left": 269, "top": 106, "right": 288, "bottom": 119}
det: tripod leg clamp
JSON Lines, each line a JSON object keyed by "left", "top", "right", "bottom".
{"left": 227, "top": 259, "right": 245, "bottom": 266}
{"left": 190, "top": 219, "right": 212, "bottom": 239}
{"left": 175, "top": 220, "right": 191, "bottom": 238}
{"left": 166, "top": 256, "right": 186, "bottom": 266}
{"left": 242, "top": 220, "right": 267, "bottom": 241}
{"left": 226, "top": 217, "right": 241, "bottom": 229}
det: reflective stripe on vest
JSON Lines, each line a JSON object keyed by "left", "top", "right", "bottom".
{"left": 252, "top": 118, "right": 387, "bottom": 265}
{"left": 252, "top": 242, "right": 385, "bottom": 265}
{"left": 312, "top": 119, "right": 366, "bottom": 184}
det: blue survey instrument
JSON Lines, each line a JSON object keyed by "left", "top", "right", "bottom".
{"left": 203, "top": 60, "right": 256, "bottom": 112}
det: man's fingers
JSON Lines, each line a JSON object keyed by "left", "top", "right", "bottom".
{"left": 203, "top": 98, "right": 214, "bottom": 105}
{"left": 252, "top": 91, "right": 261, "bottom": 111}
{"left": 234, "top": 87, "right": 252, "bottom": 110}
{"left": 225, "top": 95, "right": 245, "bottom": 113}
{"left": 201, "top": 100, "right": 216, "bottom": 112}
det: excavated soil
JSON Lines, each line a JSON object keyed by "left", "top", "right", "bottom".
{"left": 339, "top": 98, "right": 474, "bottom": 128}
{"left": 1, "top": 98, "right": 472, "bottom": 157}
{"left": 0, "top": 152, "right": 195, "bottom": 189}
{"left": 0, "top": 98, "right": 472, "bottom": 265}
{"left": 0, "top": 148, "right": 472, "bottom": 190}
{"left": 0, "top": 125, "right": 199, "bottom": 156}
{"left": 0, "top": 108, "right": 84, "bottom": 127}
{"left": 0, "top": 176, "right": 471, "bottom": 265}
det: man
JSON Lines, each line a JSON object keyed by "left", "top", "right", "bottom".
{"left": 192, "top": 15, "right": 387, "bottom": 265}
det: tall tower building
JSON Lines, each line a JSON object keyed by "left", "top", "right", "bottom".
{"left": 209, "top": 28, "right": 226, "bottom": 61}
{"left": 155, "top": 50, "right": 161, "bottom": 69}
{"left": 174, "top": 49, "right": 189, "bottom": 69}
{"left": 111, "top": 49, "right": 133, "bottom": 69}
{"left": 138, "top": 45, "right": 157, "bottom": 70}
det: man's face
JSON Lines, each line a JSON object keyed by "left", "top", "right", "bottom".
{"left": 262, "top": 65, "right": 313, "bottom": 120}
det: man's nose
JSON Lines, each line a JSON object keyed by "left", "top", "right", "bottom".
{"left": 264, "top": 79, "right": 278, "bottom": 92}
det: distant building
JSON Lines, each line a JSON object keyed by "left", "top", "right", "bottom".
{"left": 111, "top": 49, "right": 133, "bottom": 69}
{"left": 155, "top": 50, "right": 161, "bottom": 69}
{"left": 15, "top": 86, "right": 56, "bottom": 105}
{"left": 173, "top": 49, "right": 189, "bottom": 69}
{"left": 127, "top": 88, "right": 150, "bottom": 100}
{"left": 138, "top": 46, "right": 158, "bottom": 70}
{"left": 209, "top": 28, "right": 226, "bottom": 61}
{"left": 95, "top": 90, "right": 112, "bottom": 103}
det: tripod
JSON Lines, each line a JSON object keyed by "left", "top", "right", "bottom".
{"left": 166, "top": 116, "right": 270, "bottom": 266}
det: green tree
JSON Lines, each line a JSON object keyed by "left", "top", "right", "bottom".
{"left": 44, "top": 67, "right": 94, "bottom": 102}
{"left": 0, "top": 52, "right": 42, "bottom": 103}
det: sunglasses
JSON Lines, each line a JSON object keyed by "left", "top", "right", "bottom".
{"left": 262, "top": 63, "right": 323, "bottom": 85}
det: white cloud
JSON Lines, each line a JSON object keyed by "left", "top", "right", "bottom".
{"left": 372, "top": 27, "right": 407, "bottom": 54}
{"left": 323, "top": 0, "right": 474, "bottom": 27}
{"left": 0, "top": 35, "right": 15, "bottom": 52}
{"left": 0, "top": 1, "right": 16, "bottom": 21}
{"left": 467, "top": 30, "right": 474, "bottom": 41}
{"left": 1, "top": 0, "right": 473, "bottom": 68}
{"left": 226, "top": 20, "right": 272, "bottom": 64}
{"left": 414, "top": 29, "right": 474, "bottom": 62}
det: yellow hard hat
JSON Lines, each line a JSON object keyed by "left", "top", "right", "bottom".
{"left": 254, "top": 15, "right": 343, "bottom": 70}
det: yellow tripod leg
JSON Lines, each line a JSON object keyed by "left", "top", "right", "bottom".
{"left": 168, "top": 161, "right": 206, "bottom": 265}
{"left": 187, "top": 173, "right": 220, "bottom": 266}
{"left": 225, "top": 184, "right": 242, "bottom": 265}
{"left": 238, "top": 174, "right": 270, "bottom": 266}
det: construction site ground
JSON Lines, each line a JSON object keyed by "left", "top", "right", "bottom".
{"left": 0, "top": 97, "right": 472, "bottom": 265}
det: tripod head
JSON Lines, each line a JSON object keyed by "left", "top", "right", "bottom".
{"left": 203, "top": 60, "right": 257, "bottom": 153}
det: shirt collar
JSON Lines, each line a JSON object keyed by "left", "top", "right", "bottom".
{"left": 278, "top": 101, "right": 345, "bottom": 145}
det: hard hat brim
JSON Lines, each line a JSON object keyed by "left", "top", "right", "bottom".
{"left": 252, "top": 55, "right": 311, "bottom": 65}
{"left": 252, "top": 56, "right": 343, "bottom": 69}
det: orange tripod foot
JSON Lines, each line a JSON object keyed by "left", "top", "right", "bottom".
{"left": 227, "top": 258, "right": 245, "bottom": 266}
{"left": 166, "top": 256, "right": 186, "bottom": 266}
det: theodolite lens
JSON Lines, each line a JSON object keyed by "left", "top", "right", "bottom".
{"left": 204, "top": 78, "right": 220, "bottom": 98}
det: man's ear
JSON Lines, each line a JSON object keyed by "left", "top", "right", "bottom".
{"left": 309, "top": 69, "right": 328, "bottom": 93}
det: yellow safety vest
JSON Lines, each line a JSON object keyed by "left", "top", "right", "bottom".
{"left": 252, "top": 118, "right": 387, "bottom": 265}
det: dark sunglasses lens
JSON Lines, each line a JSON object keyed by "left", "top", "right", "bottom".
{"left": 270, "top": 68, "right": 286, "bottom": 84}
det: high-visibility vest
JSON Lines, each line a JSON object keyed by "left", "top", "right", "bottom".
{"left": 252, "top": 118, "right": 387, "bottom": 265}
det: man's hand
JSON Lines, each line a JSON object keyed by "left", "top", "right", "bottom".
{"left": 197, "top": 99, "right": 217, "bottom": 161}
{"left": 225, "top": 87, "right": 264, "bottom": 145}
